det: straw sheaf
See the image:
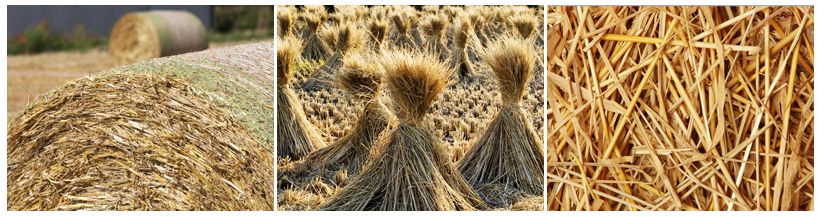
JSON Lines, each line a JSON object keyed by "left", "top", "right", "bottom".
{"left": 390, "top": 12, "right": 413, "bottom": 35}
{"left": 508, "top": 14, "right": 539, "bottom": 39}
{"left": 453, "top": 16, "right": 473, "bottom": 49}
{"left": 301, "top": 13, "right": 327, "bottom": 33}
{"left": 277, "top": 36, "right": 303, "bottom": 86}
{"left": 422, "top": 14, "right": 450, "bottom": 40}
{"left": 367, "top": 17, "right": 390, "bottom": 47}
{"left": 277, "top": 6, "right": 297, "bottom": 36}
{"left": 381, "top": 50, "right": 451, "bottom": 123}
{"left": 321, "top": 22, "right": 367, "bottom": 54}
{"left": 481, "top": 36, "right": 536, "bottom": 103}
{"left": 7, "top": 73, "right": 276, "bottom": 210}
{"left": 337, "top": 52, "right": 383, "bottom": 100}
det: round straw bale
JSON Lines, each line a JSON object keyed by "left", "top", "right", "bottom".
{"left": 8, "top": 42, "right": 277, "bottom": 210}
{"left": 109, "top": 10, "right": 208, "bottom": 65}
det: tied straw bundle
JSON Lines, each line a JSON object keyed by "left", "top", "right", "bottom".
{"left": 320, "top": 50, "right": 486, "bottom": 211}
{"left": 299, "top": 10, "right": 331, "bottom": 61}
{"left": 547, "top": 6, "right": 813, "bottom": 210}
{"left": 458, "top": 35, "right": 545, "bottom": 206}
{"left": 302, "top": 22, "right": 368, "bottom": 91}
{"left": 278, "top": 36, "right": 326, "bottom": 159}
{"left": 281, "top": 52, "right": 394, "bottom": 185}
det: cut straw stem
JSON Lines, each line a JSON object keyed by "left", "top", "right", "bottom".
{"left": 601, "top": 33, "right": 761, "bottom": 53}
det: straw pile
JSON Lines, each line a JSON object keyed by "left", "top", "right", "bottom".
{"left": 8, "top": 42, "right": 277, "bottom": 210}
{"left": 279, "top": 36, "right": 326, "bottom": 159}
{"left": 109, "top": 10, "right": 208, "bottom": 65}
{"left": 280, "top": 52, "right": 394, "bottom": 187}
{"left": 547, "top": 6, "right": 814, "bottom": 210}
{"left": 459, "top": 36, "right": 544, "bottom": 206}
{"left": 320, "top": 50, "right": 486, "bottom": 211}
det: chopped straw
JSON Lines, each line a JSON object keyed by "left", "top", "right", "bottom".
{"left": 547, "top": 6, "right": 814, "bottom": 210}
{"left": 278, "top": 36, "right": 326, "bottom": 159}
{"left": 458, "top": 35, "right": 544, "bottom": 207}
{"left": 320, "top": 49, "right": 486, "bottom": 210}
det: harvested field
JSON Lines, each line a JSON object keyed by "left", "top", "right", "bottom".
{"left": 7, "top": 42, "right": 276, "bottom": 210}
{"left": 277, "top": 5, "right": 545, "bottom": 211}
{"left": 546, "top": 6, "right": 814, "bottom": 210}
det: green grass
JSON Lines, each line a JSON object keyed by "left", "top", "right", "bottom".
{"left": 8, "top": 22, "right": 106, "bottom": 55}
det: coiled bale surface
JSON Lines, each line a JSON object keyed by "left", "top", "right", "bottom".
{"left": 8, "top": 42, "right": 276, "bottom": 210}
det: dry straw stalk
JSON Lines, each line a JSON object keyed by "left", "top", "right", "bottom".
{"left": 547, "top": 6, "right": 814, "bottom": 211}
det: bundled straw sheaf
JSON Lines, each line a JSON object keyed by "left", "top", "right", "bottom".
{"left": 278, "top": 36, "right": 326, "bottom": 159}
{"left": 320, "top": 50, "right": 486, "bottom": 210}
{"left": 508, "top": 14, "right": 539, "bottom": 39}
{"left": 278, "top": 6, "right": 297, "bottom": 37}
{"left": 547, "top": 6, "right": 814, "bottom": 211}
{"left": 302, "top": 22, "right": 368, "bottom": 91}
{"left": 459, "top": 36, "right": 544, "bottom": 206}
{"left": 367, "top": 17, "right": 390, "bottom": 49}
{"left": 8, "top": 73, "right": 276, "bottom": 210}
{"left": 280, "top": 52, "right": 393, "bottom": 186}
{"left": 451, "top": 16, "right": 476, "bottom": 78}
{"left": 390, "top": 12, "right": 421, "bottom": 49}
{"left": 300, "top": 12, "right": 331, "bottom": 61}
{"left": 421, "top": 14, "right": 451, "bottom": 60}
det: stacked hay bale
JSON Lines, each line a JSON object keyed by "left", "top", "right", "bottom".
{"left": 458, "top": 36, "right": 544, "bottom": 207}
{"left": 109, "top": 10, "right": 208, "bottom": 65}
{"left": 320, "top": 50, "right": 486, "bottom": 211}
{"left": 8, "top": 42, "right": 277, "bottom": 210}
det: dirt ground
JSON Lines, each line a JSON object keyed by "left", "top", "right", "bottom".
{"left": 6, "top": 40, "right": 264, "bottom": 119}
